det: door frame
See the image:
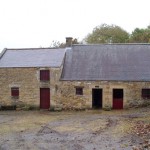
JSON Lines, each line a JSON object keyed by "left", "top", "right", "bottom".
{"left": 92, "top": 88, "right": 103, "bottom": 109}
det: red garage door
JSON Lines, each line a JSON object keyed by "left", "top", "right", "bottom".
{"left": 40, "top": 88, "right": 50, "bottom": 109}
{"left": 113, "top": 89, "right": 123, "bottom": 109}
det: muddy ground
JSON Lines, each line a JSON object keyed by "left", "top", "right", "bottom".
{"left": 0, "top": 107, "right": 150, "bottom": 150}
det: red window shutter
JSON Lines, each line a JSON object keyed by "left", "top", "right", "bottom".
{"left": 40, "top": 70, "right": 50, "bottom": 81}
{"left": 142, "top": 89, "right": 150, "bottom": 99}
{"left": 76, "top": 87, "right": 83, "bottom": 95}
{"left": 11, "top": 88, "right": 19, "bottom": 97}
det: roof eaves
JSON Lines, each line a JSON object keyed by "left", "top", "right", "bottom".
{"left": 60, "top": 79, "right": 150, "bottom": 82}
{"left": 0, "top": 65, "right": 62, "bottom": 68}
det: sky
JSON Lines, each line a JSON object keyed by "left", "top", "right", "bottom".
{"left": 0, "top": 0, "right": 150, "bottom": 52}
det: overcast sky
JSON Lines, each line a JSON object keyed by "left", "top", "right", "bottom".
{"left": 0, "top": 0, "right": 150, "bottom": 52}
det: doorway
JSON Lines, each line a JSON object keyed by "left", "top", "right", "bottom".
{"left": 92, "top": 89, "right": 102, "bottom": 108}
{"left": 40, "top": 88, "right": 50, "bottom": 109}
{"left": 113, "top": 89, "right": 123, "bottom": 109}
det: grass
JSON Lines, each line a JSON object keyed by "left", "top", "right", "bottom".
{"left": 0, "top": 107, "right": 149, "bottom": 136}
{"left": 0, "top": 111, "right": 59, "bottom": 134}
{"left": 54, "top": 118, "right": 108, "bottom": 133}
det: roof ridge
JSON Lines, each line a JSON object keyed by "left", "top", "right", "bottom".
{"left": 5, "top": 47, "right": 64, "bottom": 50}
{"left": 73, "top": 43, "right": 150, "bottom": 46}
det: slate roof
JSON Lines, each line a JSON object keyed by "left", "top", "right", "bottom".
{"left": 61, "top": 44, "right": 150, "bottom": 81}
{"left": 0, "top": 48, "right": 66, "bottom": 68}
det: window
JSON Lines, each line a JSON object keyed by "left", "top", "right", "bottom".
{"left": 11, "top": 87, "right": 19, "bottom": 98}
{"left": 75, "top": 87, "right": 83, "bottom": 95}
{"left": 142, "top": 89, "right": 150, "bottom": 99}
{"left": 40, "top": 70, "right": 50, "bottom": 81}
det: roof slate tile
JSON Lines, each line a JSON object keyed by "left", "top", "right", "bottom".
{"left": 61, "top": 44, "right": 150, "bottom": 81}
{"left": 0, "top": 48, "right": 66, "bottom": 68}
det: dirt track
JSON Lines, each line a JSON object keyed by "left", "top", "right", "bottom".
{"left": 0, "top": 108, "right": 150, "bottom": 150}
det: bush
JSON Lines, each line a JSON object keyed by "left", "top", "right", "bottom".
{"left": 103, "top": 105, "right": 112, "bottom": 111}
{"left": 0, "top": 105, "right": 16, "bottom": 110}
{"left": 22, "top": 104, "right": 39, "bottom": 111}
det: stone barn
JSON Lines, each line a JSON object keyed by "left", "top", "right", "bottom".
{"left": 0, "top": 48, "right": 65, "bottom": 109}
{"left": 0, "top": 42, "right": 150, "bottom": 110}
{"left": 60, "top": 44, "right": 150, "bottom": 109}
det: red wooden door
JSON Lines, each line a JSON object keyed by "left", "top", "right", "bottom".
{"left": 113, "top": 98, "right": 123, "bottom": 109}
{"left": 113, "top": 89, "right": 123, "bottom": 109}
{"left": 40, "top": 88, "right": 50, "bottom": 109}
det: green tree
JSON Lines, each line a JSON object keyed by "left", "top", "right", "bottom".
{"left": 50, "top": 38, "right": 80, "bottom": 48}
{"left": 85, "top": 24, "right": 129, "bottom": 44}
{"left": 50, "top": 40, "right": 61, "bottom": 48}
{"left": 129, "top": 26, "right": 150, "bottom": 43}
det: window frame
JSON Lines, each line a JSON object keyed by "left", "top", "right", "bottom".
{"left": 11, "top": 87, "right": 19, "bottom": 99}
{"left": 142, "top": 89, "right": 150, "bottom": 99}
{"left": 75, "top": 87, "right": 83, "bottom": 95}
{"left": 40, "top": 70, "right": 50, "bottom": 81}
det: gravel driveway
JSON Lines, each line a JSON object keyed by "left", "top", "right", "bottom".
{"left": 0, "top": 107, "right": 150, "bottom": 150}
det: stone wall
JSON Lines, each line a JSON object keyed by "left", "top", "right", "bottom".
{"left": 1, "top": 67, "right": 150, "bottom": 110}
{"left": 57, "top": 81, "right": 150, "bottom": 109}
{"left": 0, "top": 67, "right": 61, "bottom": 108}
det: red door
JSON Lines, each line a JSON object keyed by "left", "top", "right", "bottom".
{"left": 113, "top": 98, "right": 123, "bottom": 109}
{"left": 40, "top": 88, "right": 50, "bottom": 109}
{"left": 113, "top": 89, "right": 123, "bottom": 109}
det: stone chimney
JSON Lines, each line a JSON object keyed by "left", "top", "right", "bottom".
{"left": 66, "top": 37, "right": 73, "bottom": 47}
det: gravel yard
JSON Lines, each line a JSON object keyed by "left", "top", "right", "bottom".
{"left": 0, "top": 107, "right": 150, "bottom": 150}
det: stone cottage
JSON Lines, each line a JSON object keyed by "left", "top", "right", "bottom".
{"left": 0, "top": 41, "right": 150, "bottom": 110}
{"left": 0, "top": 48, "right": 66, "bottom": 109}
{"left": 60, "top": 44, "right": 150, "bottom": 109}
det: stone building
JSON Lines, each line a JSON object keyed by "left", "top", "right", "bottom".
{"left": 0, "top": 48, "right": 66, "bottom": 109}
{"left": 60, "top": 44, "right": 150, "bottom": 109}
{"left": 0, "top": 42, "right": 150, "bottom": 110}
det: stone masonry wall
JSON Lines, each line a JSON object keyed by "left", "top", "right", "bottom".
{"left": 0, "top": 67, "right": 61, "bottom": 108}
{"left": 1, "top": 67, "right": 150, "bottom": 110}
{"left": 57, "top": 81, "right": 150, "bottom": 109}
